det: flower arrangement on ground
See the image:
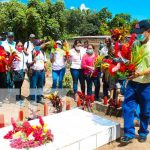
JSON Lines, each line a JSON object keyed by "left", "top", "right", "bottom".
{"left": 4, "top": 117, "right": 54, "bottom": 149}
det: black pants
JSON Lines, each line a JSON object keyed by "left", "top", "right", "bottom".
{"left": 14, "top": 73, "right": 25, "bottom": 101}
{"left": 0, "top": 72, "right": 7, "bottom": 101}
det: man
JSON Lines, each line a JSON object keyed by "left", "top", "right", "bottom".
{"left": 2, "top": 32, "right": 16, "bottom": 54}
{"left": 121, "top": 20, "right": 150, "bottom": 144}
{"left": 24, "top": 34, "right": 35, "bottom": 56}
{"left": 28, "top": 39, "right": 47, "bottom": 106}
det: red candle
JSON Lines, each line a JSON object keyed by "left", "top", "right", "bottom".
{"left": 104, "top": 96, "right": 108, "bottom": 105}
{"left": 0, "top": 114, "right": 5, "bottom": 128}
{"left": 66, "top": 101, "right": 70, "bottom": 110}
{"left": 19, "top": 110, "right": 24, "bottom": 121}
{"left": 77, "top": 97, "right": 81, "bottom": 107}
{"left": 44, "top": 103, "right": 48, "bottom": 116}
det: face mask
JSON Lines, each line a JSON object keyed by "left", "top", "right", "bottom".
{"left": 100, "top": 44, "right": 104, "bottom": 47}
{"left": 137, "top": 34, "right": 145, "bottom": 42}
{"left": 17, "top": 47, "right": 22, "bottom": 52}
{"left": 35, "top": 46, "right": 41, "bottom": 51}
{"left": 87, "top": 49, "right": 93, "bottom": 55}
{"left": 58, "top": 45, "right": 62, "bottom": 49}
{"left": 75, "top": 46, "right": 82, "bottom": 51}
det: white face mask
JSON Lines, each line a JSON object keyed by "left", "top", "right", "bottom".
{"left": 75, "top": 46, "right": 82, "bottom": 51}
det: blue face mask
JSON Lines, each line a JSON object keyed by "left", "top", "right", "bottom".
{"left": 0, "top": 41, "right": 2, "bottom": 45}
{"left": 137, "top": 34, "right": 145, "bottom": 41}
{"left": 35, "top": 46, "right": 41, "bottom": 51}
{"left": 58, "top": 45, "right": 62, "bottom": 49}
{"left": 87, "top": 49, "right": 93, "bottom": 55}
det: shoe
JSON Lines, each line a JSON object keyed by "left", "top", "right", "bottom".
{"left": 30, "top": 101, "right": 38, "bottom": 106}
{"left": 138, "top": 136, "right": 147, "bottom": 143}
{"left": 120, "top": 136, "right": 134, "bottom": 144}
{"left": 16, "top": 100, "right": 24, "bottom": 107}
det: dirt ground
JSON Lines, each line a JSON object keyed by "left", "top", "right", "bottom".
{"left": 0, "top": 74, "right": 149, "bottom": 150}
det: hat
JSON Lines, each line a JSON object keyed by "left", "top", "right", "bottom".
{"left": 56, "top": 40, "right": 62, "bottom": 45}
{"left": 132, "top": 20, "right": 150, "bottom": 34}
{"left": 33, "top": 39, "right": 41, "bottom": 46}
{"left": 29, "top": 34, "right": 35, "bottom": 38}
{"left": 8, "top": 32, "right": 14, "bottom": 37}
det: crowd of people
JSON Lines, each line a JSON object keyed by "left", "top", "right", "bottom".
{"left": 0, "top": 19, "right": 150, "bottom": 145}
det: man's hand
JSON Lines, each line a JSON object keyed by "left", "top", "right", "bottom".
{"left": 127, "top": 72, "right": 140, "bottom": 80}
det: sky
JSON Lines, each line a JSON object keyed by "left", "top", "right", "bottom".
{"left": 0, "top": 0, "right": 150, "bottom": 20}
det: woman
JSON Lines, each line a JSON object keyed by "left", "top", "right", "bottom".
{"left": 50, "top": 40, "right": 66, "bottom": 89}
{"left": 82, "top": 44, "right": 100, "bottom": 101}
{"left": 70, "top": 40, "right": 86, "bottom": 101}
{"left": 9, "top": 41, "right": 27, "bottom": 106}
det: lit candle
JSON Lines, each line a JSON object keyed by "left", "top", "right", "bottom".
{"left": 44, "top": 103, "right": 48, "bottom": 116}
{"left": 19, "top": 110, "right": 24, "bottom": 121}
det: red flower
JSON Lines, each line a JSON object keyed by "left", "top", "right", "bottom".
{"left": 39, "top": 116, "right": 44, "bottom": 127}
{"left": 11, "top": 118, "right": 17, "bottom": 130}
{"left": 103, "top": 58, "right": 113, "bottom": 64}
{"left": 54, "top": 42, "right": 57, "bottom": 49}
{"left": 128, "top": 64, "right": 136, "bottom": 72}
{"left": 119, "top": 63, "right": 126, "bottom": 72}
{"left": 109, "top": 64, "right": 116, "bottom": 76}
{"left": 3, "top": 131, "right": 14, "bottom": 139}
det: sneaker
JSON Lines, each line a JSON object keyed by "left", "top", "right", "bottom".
{"left": 16, "top": 100, "right": 24, "bottom": 107}
{"left": 120, "top": 136, "right": 134, "bottom": 144}
{"left": 138, "top": 136, "right": 147, "bottom": 143}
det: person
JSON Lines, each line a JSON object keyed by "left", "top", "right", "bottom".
{"left": 50, "top": 40, "right": 66, "bottom": 89}
{"left": 83, "top": 40, "right": 89, "bottom": 50}
{"left": 100, "top": 38, "right": 114, "bottom": 98}
{"left": 98, "top": 41, "right": 105, "bottom": 54}
{"left": 28, "top": 39, "right": 48, "bottom": 105}
{"left": 70, "top": 39, "right": 86, "bottom": 101}
{"left": 24, "top": 34, "right": 35, "bottom": 56}
{"left": 9, "top": 41, "right": 27, "bottom": 106}
{"left": 121, "top": 20, "right": 150, "bottom": 144}
{"left": 0, "top": 45, "right": 8, "bottom": 103}
{"left": 82, "top": 44, "right": 100, "bottom": 100}
{"left": 2, "top": 32, "right": 16, "bottom": 54}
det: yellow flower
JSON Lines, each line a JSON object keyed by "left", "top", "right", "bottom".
{"left": 32, "top": 125, "right": 37, "bottom": 129}
{"left": 13, "top": 131, "right": 23, "bottom": 139}
{"left": 43, "top": 127, "right": 48, "bottom": 133}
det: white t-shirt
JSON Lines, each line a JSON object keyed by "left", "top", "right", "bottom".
{"left": 2, "top": 40, "right": 16, "bottom": 53}
{"left": 28, "top": 50, "right": 47, "bottom": 70}
{"left": 24, "top": 41, "right": 34, "bottom": 54}
{"left": 11, "top": 51, "right": 27, "bottom": 71}
{"left": 50, "top": 49, "right": 66, "bottom": 70}
{"left": 70, "top": 48, "right": 86, "bottom": 69}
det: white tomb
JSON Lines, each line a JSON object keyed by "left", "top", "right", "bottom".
{"left": 0, "top": 108, "right": 120, "bottom": 150}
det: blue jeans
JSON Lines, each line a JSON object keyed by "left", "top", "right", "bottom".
{"left": 30, "top": 70, "right": 45, "bottom": 101}
{"left": 85, "top": 75, "right": 100, "bottom": 100}
{"left": 70, "top": 69, "right": 85, "bottom": 94}
{"left": 134, "top": 105, "right": 140, "bottom": 121}
{"left": 52, "top": 67, "right": 66, "bottom": 89}
{"left": 123, "top": 81, "right": 150, "bottom": 138}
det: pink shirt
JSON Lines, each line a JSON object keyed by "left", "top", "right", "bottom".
{"left": 82, "top": 53, "right": 99, "bottom": 77}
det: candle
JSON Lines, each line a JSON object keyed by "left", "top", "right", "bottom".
{"left": 66, "top": 101, "right": 70, "bottom": 110}
{"left": 0, "top": 114, "right": 4, "bottom": 128}
{"left": 19, "top": 110, "right": 24, "bottom": 121}
{"left": 44, "top": 103, "right": 48, "bottom": 116}
{"left": 77, "top": 96, "right": 81, "bottom": 107}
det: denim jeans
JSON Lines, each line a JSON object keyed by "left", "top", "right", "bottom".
{"left": 85, "top": 75, "right": 100, "bottom": 100}
{"left": 70, "top": 69, "right": 85, "bottom": 94}
{"left": 123, "top": 81, "right": 150, "bottom": 138}
{"left": 52, "top": 67, "right": 66, "bottom": 89}
{"left": 30, "top": 70, "right": 45, "bottom": 101}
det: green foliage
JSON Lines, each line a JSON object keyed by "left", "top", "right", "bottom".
{"left": 0, "top": 1, "right": 143, "bottom": 41}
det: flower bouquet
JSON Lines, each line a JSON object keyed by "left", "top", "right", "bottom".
{"left": 77, "top": 91, "right": 94, "bottom": 112}
{"left": 4, "top": 117, "right": 54, "bottom": 149}
{"left": 44, "top": 91, "right": 62, "bottom": 113}
{"left": 104, "top": 34, "right": 141, "bottom": 79}
{"left": 63, "top": 40, "right": 70, "bottom": 58}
